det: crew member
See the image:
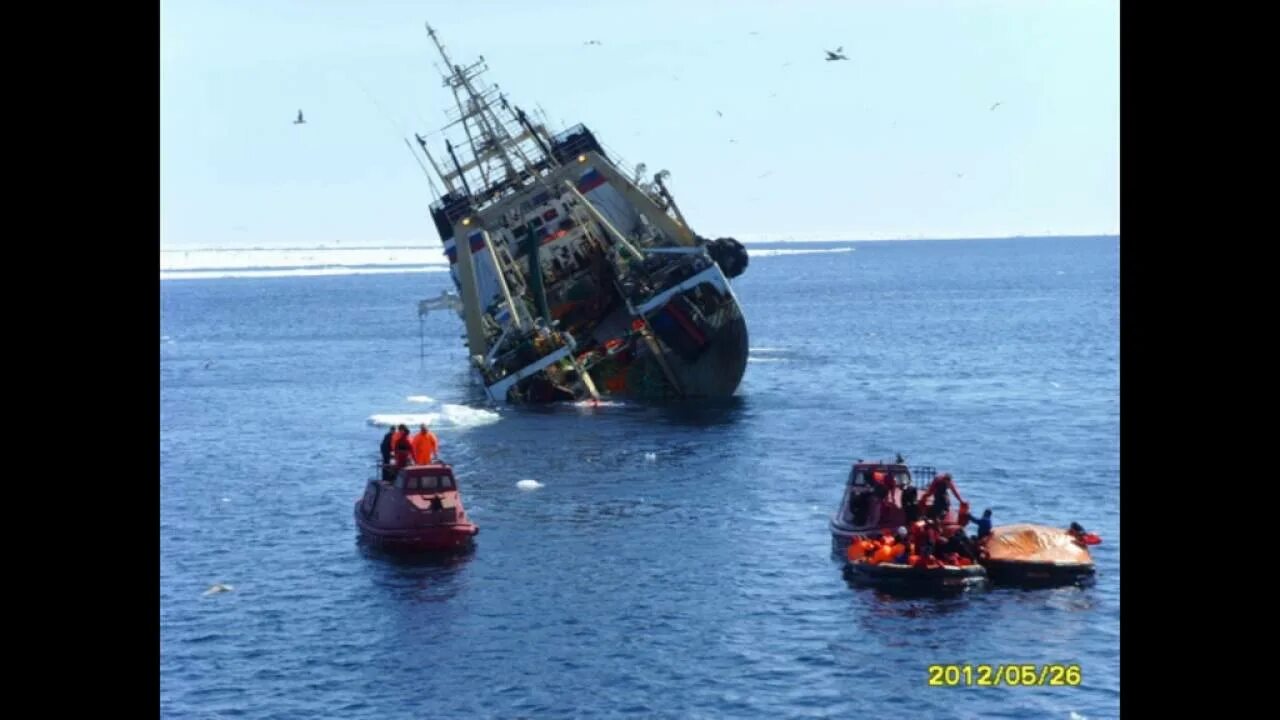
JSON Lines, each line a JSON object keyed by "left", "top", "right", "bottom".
{"left": 380, "top": 426, "right": 397, "bottom": 481}
{"left": 919, "top": 472, "right": 965, "bottom": 521}
{"left": 968, "top": 509, "right": 994, "bottom": 540}
{"left": 393, "top": 426, "right": 415, "bottom": 467}
{"left": 412, "top": 424, "right": 439, "bottom": 464}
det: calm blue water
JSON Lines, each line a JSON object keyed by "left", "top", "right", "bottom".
{"left": 160, "top": 236, "right": 1119, "bottom": 719}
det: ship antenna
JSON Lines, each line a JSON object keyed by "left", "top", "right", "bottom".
{"left": 425, "top": 22, "right": 456, "bottom": 74}
{"left": 425, "top": 22, "right": 546, "bottom": 200}
{"left": 426, "top": 22, "right": 487, "bottom": 186}
{"left": 445, "top": 139, "right": 474, "bottom": 199}
{"left": 403, "top": 137, "right": 442, "bottom": 197}
{"left": 513, "top": 104, "right": 556, "bottom": 166}
{"left": 415, "top": 133, "right": 455, "bottom": 195}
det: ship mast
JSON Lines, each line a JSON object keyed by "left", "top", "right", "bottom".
{"left": 424, "top": 23, "right": 548, "bottom": 202}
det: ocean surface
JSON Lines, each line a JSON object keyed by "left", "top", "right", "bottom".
{"left": 160, "top": 236, "right": 1120, "bottom": 719}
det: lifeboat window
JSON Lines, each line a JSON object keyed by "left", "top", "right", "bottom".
{"left": 894, "top": 472, "right": 910, "bottom": 487}
{"left": 439, "top": 476, "right": 455, "bottom": 490}
{"left": 405, "top": 477, "right": 421, "bottom": 491}
{"left": 851, "top": 471, "right": 867, "bottom": 485}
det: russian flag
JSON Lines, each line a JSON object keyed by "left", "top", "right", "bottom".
{"left": 577, "top": 168, "right": 607, "bottom": 194}
{"left": 468, "top": 231, "right": 486, "bottom": 253}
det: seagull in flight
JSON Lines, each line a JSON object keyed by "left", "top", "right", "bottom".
{"left": 989, "top": 101, "right": 1002, "bottom": 111}
{"left": 716, "top": 110, "right": 723, "bottom": 117}
{"left": 584, "top": 40, "right": 602, "bottom": 46}
{"left": 293, "top": 110, "right": 306, "bottom": 125}
{"left": 825, "top": 47, "right": 848, "bottom": 61}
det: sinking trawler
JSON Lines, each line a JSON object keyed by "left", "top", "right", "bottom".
{"left": 414, "top": 24, "right": 750, "bottom": 404}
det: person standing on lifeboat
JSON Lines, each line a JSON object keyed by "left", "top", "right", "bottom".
{"left": 412, "top": 424, "right": 439, "bottom": 464}
{"left": 393, "top": 427, "right": 416, "bottom": 469}
{"left": 967, "top": 508, "right": 994, "bottom": 540}
{"left": 379, "top": 426, "right": 396, "bottom": 481}
{"left": 901, "top": 482, "right": 920, "bottom": 523}
{"left": 871, "top": 470, "right": 897, "bottom": 514}
{"left": 919, "top": 472, "right": 966, "bottom": 521}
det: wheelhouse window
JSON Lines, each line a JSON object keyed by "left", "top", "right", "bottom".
{"left": 403, "top": 473, "right": 455, "bottom": 491}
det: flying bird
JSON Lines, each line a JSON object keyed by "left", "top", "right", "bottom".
{"left": 293, "top": 110, "right": 306, "bottom": 125}
{"left": 584, "top": 40, "right": 602, "bottom": 46}
{"left": 825, "top": 47, "right": 848, "bottom": 61}
{"left": 716, "top": 110, "right": 723, "bottom": 117}
{"left": 989, "top": 102, "right": 1002, "bottom": 111}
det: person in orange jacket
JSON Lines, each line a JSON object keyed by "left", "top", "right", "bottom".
{"left": 919, "top": 472, "right": 965, "bottom": 521}
{"left": 393, "top": 425, "right": 415, "bottom": 468}
{"left": 411, "top": 424, "right": 439, "bottom": 464}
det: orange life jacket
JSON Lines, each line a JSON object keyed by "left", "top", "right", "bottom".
{"left": 412, "top": 431, "right": 438, "bottom": 463}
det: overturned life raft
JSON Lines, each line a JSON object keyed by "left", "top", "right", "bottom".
{"left": 979, "top": 524, "right": 1097, "bottom": 587}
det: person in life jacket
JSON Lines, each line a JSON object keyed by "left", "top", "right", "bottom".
{"left": 919, "top": 472, "right": 965, "bottom": 521}
{"left": 390, "top": 425, "right": 405, "bottom": 454}
{"left": 1067, "top": 521, "right": 1101, "bottom": 545}
{"left": 411, "top": 424, "right": 438, "bottom": 465}
{"left": 908, "top": 520, "right": 928, "bottom": 548}
{"left": 892, "top": 527, "right": 911, "bottom": 563}
{"left": 393, "top": 425, "right": 415, "bottom": 467}
{"left": 941, "top": 525, "right": 978, "bottom": 561}
{"left": 919, "top": 519, "right": 943, "bottom": 558}
{"left": 870, "top": 470, "right": 890, "bottom": 501}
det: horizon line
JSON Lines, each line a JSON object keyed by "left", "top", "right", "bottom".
{"left": 160, "top": 232, "right": 1119, "bottom": 253}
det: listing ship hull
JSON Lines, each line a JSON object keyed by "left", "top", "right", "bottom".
{"left": 413, "top": 25, "right": 750, "bottom": 404}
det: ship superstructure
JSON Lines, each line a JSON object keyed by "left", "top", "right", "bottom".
{"left": 415, "top": 24, "right": 750, "bottom": 403}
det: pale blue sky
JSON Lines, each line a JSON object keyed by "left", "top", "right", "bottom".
{"left": 160, "top": 0, "right": 1118, "bottom": 249}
